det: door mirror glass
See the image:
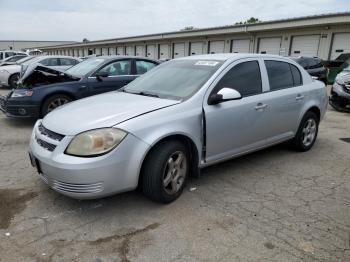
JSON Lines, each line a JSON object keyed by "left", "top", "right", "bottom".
{"left": 95, "top": 71, "right": 109, "bottom": 78}
{"left": 208, "top": 88, "right": 242, "bottom": 105}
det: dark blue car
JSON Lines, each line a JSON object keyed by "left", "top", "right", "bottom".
{"left": 0, "top": 56, "right": 159, "bottom": 118}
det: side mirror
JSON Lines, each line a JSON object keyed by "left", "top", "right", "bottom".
{"left": 208, "top": 88, "right": 242, "bottom": 105}
{"left": 95, "top": 71, "right": 109, "bottom": 80}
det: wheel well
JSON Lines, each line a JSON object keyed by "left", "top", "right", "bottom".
{"left": 138, "top": 134, "right": 200, "bottom": 186}
{"left": 307, "top": 106, "right": 321, "bottom": 122}
{"left": 40, "top": 92, "right": 75, "bottom": 116}
{"left": 8, "top": 72, "right": 19, "bottom": 85}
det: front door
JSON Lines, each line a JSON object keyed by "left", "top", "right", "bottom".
{"left": 203, "top": 59, "right": 271, "bottom": 163}
{"left": 87, "top": 59, "right": 135, "bottom": 95}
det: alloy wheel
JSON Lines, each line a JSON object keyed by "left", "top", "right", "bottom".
{"left": 163, "top": 151, "right": 187, "bottom": 195}
{"left": 302, "top": 118, "right": 317, "bottom": 147}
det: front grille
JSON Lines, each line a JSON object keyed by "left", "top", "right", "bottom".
{"left": 35, "top": 136, "right": 56, "bottom": 152}
{"left": 38, "top": 123, "right": 65, "bottom": 141}
{"left": 51, "top": 180, "right": 103, "bottom": 194}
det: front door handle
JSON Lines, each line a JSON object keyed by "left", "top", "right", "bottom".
{"left": 254, "top": 103, "right": 268, "bottom": 111}
{"left": 296, "top": 94, "right": 305, "bottom": 101}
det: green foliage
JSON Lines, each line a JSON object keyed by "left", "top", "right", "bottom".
{"left": 235, "top": 17, "right": 261, "bottom": 25}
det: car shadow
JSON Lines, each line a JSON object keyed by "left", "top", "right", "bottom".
{"left": 3, "top": 117, "right": 37, "bottom": 127}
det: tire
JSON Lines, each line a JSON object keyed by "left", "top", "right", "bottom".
{"left": 290, "top": 111, "right": 319, "bottom": 152}
{"left": 41, "top": 94, "right": 72, "bottom": 117}
{"left": 8, "top": 73, "right": 20, "bottom": 89}
{"left": 141, "top": 140, "right": 189, "bottom": 203}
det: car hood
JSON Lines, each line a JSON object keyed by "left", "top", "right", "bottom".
{"left": 42, "top": 92, "right": 181, "bottom": 136}
{"left": 19, "top": 65, "right": 79, "bottom": 87}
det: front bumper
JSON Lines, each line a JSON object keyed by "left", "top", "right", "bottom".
{"left": 0, "top": 93, "right": 40, "bottom": 118}
{"left": 330, "top": 83, "right": 350, "bottom": 104}
{"left": 29, "top": 121, "right": 150, "bottom": 199}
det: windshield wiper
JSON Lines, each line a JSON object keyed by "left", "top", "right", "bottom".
{"left": 122, "top": 89, "right": 159, "bottom": 98}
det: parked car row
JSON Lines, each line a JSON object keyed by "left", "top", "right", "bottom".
{"left": 0, "top": 50, "right": 27, "bottom": 62}
{"left": 9, "top": 53, "right": 326, "bottom": 203}
{"left": 0, "top": 56, "right": 159, "bottom": 117}
{"left": 0, "top": 55, "right": 81, "bottom": 88}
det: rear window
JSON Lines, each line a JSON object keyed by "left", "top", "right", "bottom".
{"left": 265, "top": 61, "right": 302, "bottom": 91}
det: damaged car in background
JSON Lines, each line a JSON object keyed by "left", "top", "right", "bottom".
{"left": 0, "top": 56, "right": 159, "bottom": 118}
{"left": 330, "top": 65, "right": 350, "bottom": 112}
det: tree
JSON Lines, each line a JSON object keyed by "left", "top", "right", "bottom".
{"left": 180, "top": 26, "right": 196, "bottom": 31}
{"left": 235, "top": 17, "right": 261, "bottom": 25}
{"left": 82, "top": 38, "right": 89, "bottom": 43}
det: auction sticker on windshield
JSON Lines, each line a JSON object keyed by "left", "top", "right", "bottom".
{"left": 195, "top": 61, "right": 220, "bottom": 66}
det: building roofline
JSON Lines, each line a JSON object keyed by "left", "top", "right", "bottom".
{"left": 38, "top": 11, "right": 350, "bottom": 49}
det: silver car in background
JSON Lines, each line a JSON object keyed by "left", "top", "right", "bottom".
{"left": 29, "top": 54, "right": 327, "bottom": 203}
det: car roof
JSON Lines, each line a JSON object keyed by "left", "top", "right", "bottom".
{"left": 96, "top": 55, "right": 159, "bottom": 62}
{"left": 177, "top": 53, "right": 290, "bottom": 62}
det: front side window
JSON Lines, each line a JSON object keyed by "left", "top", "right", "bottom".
{"left": 136, "top": 60, "right": 157, "bottom": 74}
{"left": 40, "top": 58, "right": 59, "bottom": 66}
{"left": 213, "top": 61, "right": 262, "bottom": 97}
{"left": 60, "top": 58, "right": 78, "bottom": 66}
{"left": 97, "top": 60, "right": 131, "bottom": 76}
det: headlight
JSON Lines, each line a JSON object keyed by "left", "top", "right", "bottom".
{"left": 66, "top": 128, "right": 127, "bottom": 157}
{"left": 11, "top": 89, "right": 33, "bottom": 97}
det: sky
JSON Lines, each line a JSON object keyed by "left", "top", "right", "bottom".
{"left": 0, "top": 0, "right": 349, "bottom": 41}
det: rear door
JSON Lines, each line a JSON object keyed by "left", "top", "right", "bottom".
{"left": 87, "top": 59, "right": 134, "bottom": 95}
{"left": 204, "top": 59, "right": 272, "bottom": 163}
{"left": 262, "top": 60, "right": 305, "bottom": 142}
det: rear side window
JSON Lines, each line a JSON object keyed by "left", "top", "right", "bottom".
{"left": 290, "top": 64, "right": 302, "bottom": 86}
{"left": 40, "top": 58, "right": 59, "bottom": 66}
{"left": 265, "top": 61, "right": 301, "bottom": 91}
{"left": 214, "top": 61, "right": 262, "bottom": 97}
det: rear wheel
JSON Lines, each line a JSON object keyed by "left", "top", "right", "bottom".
{"left": 290, "top": 111, "right": 319, "bottom": 152}
{"left": 41, "top": 94, "right": 72, "bottom": 117}
{"left": 8, "top": 73, "right": 20, "bottom": 88}
{"left": 141, "top": 140, "right": 189, "bottom": 203}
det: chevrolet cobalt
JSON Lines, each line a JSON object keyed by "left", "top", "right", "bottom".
{"left": 29, "top": 54, "right": 327, "bottom": 203}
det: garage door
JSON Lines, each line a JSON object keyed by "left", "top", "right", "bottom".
{"left": 95, "top": 48, "right": 101, "bottom": 55}
{"left": 290, "top": 35, "right": 320, "bottom": 57}
{"left": 146, "top": 45, "right": 156, "bottom": 59}
{"left": 109, "top": 47, "right": 116, "bottom": 55}
{"left": 209, "top": 41, "right": 225, "bottom": 54}
{"left": 125, "top": 46, "right": 134, "bottom": 56}
{"left": 190, "top": 42, "right": 204, "bottom": 56}
{"left": 78, "top": 49, "right": 83, "bottom": 57}
{"left": 159, "top": 44, "right": 170, "bottom": 60}
{"left": 231, "top": 39, "right": 250, "bottom": 53}
{"left": 117, "top": 46, "right": 124, "bottom": 55}
{"left": 135, "top": 45, "right": 145, "bottom": 57}
{"left": 101, "top": 47, "right": 108, "bottom": 56}
{"left": 258, "top": 37, "right": 281, "bottom": 55}
{"left": 330, "top": 33, "right": 350, "bottom": 60}
{"left": 173, "top": 43, "right": 185, "bottom": 58}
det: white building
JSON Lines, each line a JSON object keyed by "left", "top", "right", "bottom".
{"left": 40, "top": 12, "right": 350, "bottom": 60}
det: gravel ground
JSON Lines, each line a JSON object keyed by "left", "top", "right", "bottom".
{"left": 0, "top": 88, "right": 349, "bottom": 262}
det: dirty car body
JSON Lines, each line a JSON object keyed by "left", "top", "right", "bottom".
{"left": 29, "top": 54, "right": 327, "bottom": 203}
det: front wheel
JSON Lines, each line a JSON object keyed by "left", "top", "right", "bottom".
{"left": 290, "top": 111, "right": 319, "bottom": 152}
{"left": 41, "top": 94, "right": 72, "bottom": 117}
{"left": 141, "top": 140, "right": 189, "bottom": 203}
{"left": 8, "top": 73, "right": 20, "bottom": 88}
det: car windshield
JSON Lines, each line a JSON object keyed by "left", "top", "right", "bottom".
{"left": 124, "top": 59, "right": 223, "bottom": 100}
{"left": 66, "top": 58, "right": 107, "bottom": 77}
{"left": 16, "top": 56, "right": 36, "bottom": 64}
{"left": 21, "top": 56, "right": 42, "bottom": 66}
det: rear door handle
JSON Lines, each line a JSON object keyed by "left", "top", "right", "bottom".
{"left": 254, "top": 103, "right": 268, "bottom": 111}
{"left": 296, "top": 94, "right": 304, "bottom": 101}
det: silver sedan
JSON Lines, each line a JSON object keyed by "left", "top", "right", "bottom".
{"left": 29, "top": 54, "right": 328, "bottom": 203}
